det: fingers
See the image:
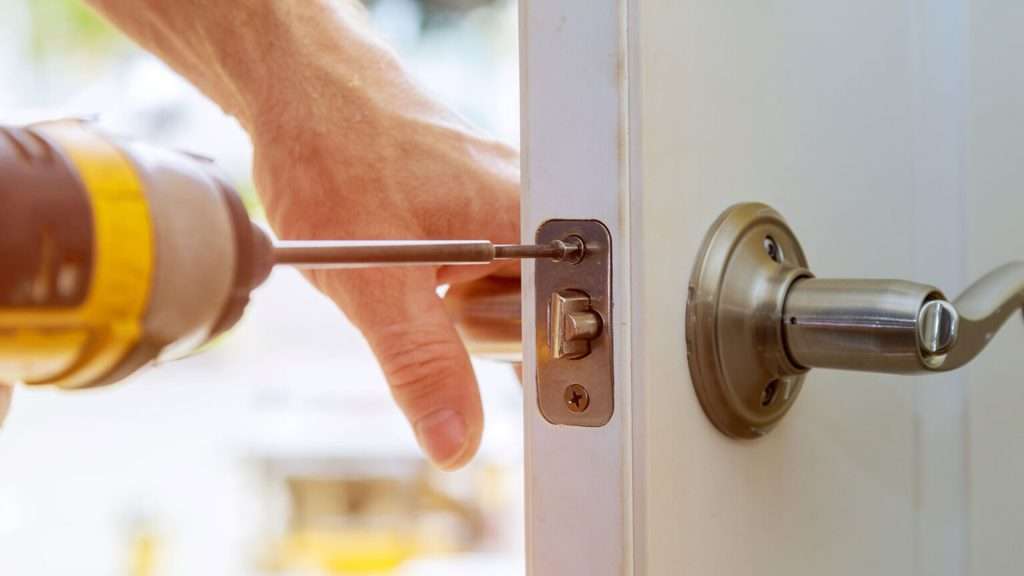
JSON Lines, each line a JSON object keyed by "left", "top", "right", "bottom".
{"left": 0, "top": 383, "right": 12, "bottom": 428}
{"left": 370, "top": 309, "right": 483, "bottom": 470}
{"left": 316, "top": 269, "right": 484, "bottom": 470}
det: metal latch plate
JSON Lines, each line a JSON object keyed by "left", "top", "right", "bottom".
{"left": 535, "top": 220, "right": 613, "bottom": 427}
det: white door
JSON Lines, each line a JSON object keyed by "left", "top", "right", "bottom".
{"left": 521, "top": 2, "right": 1024, "bottom": 575}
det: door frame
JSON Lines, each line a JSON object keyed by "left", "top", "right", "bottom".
{"left": 520, "top": 1, "right": 635, "bottom": 574}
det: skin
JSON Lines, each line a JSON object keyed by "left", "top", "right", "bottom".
{"left": 0, "top": 383, "right": 10, "bottom": 427}
{"left": 78, "top": 0, "right": 521, "bottom": 469}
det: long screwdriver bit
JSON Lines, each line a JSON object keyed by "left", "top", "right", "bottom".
{"left": 273, "top": 238, "right": 583, "bottom": 269}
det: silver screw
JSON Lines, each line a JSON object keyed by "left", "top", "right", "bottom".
{"left": 761, "top": 380, "right": 779, "bottom": 407}
{"left": 763, "top": 236, "right": 783, "bottom": 263}
{"left": 564, "top": 384, "right": 590, "bottom": 413}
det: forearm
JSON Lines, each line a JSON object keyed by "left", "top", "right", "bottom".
{"left": 84, "top": 0, "right": 437, "bottom": 133}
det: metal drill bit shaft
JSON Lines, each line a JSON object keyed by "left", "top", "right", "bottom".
{"left": 273, "top": 238, "right": 582, "bottom": 269}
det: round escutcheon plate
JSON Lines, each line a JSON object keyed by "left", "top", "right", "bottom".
{"left": 685, "top": 203, "right": 812, "bottom": 438}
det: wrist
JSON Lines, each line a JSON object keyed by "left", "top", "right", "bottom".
{"left": 89, "top": 0, "right": 444, "bottom": 141}
{"left": 204, "top": 2, "right": 407, "bottom": 134}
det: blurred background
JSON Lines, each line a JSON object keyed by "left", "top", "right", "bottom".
{"left": 0, "top": 0, "right": 523, "bottom": 574}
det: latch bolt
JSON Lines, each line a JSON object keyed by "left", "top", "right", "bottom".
{"left": 549, "top": 290, "right": 603, "bottom": 359}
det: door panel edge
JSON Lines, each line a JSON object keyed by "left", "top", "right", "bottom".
{"left": 521, "top": 1, "right": 633, "bottom": 575}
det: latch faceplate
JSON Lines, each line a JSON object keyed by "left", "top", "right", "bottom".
{"left": 535, "top": 220, "right": 614, "bottom": 427}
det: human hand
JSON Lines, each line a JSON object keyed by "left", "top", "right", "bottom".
{"left": 248, "top": 54, "right": 519, "bottom": 470}
{"left": 83, "top": 0, "right": 519, "bottom": 470}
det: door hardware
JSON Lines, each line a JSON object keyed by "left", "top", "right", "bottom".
{"left": 536, "top": 220, "right": 614, "bottom": 427}
{"left": 686, "top": 203, "right": 1024, "bottom": 438}
{"left": 549, "top": 290, "right": 603, "bottom": 360}
{"left": 564, "top": 383, "right": 591, "bottom": 413}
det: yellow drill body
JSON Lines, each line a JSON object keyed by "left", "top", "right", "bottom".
{"left": 0, "top": 121, "right": 272, "bottom": 389}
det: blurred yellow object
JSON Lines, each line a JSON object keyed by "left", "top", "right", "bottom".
{"left": 259, "top": 466, "right": 489, "bottom": 573}
{"left": 128, "top": 529, "right": 160, "bottom": 576}
{"left": 279, "top": 529, "right": 417, "bottom": 574}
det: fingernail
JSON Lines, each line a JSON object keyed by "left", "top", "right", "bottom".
{"left": 415, "top": 409, "right": 467, "bottom": 468}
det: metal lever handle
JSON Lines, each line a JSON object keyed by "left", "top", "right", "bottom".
{"left": 937, "top": 262, "right": 1024, "bottom": 370}
{"left": 782, "top": 263, "right": 1024, "bottom": 374}
{"left": 686, "top": 203, "right": 1024, "bottom": 439}
{"left": 783, "top": 279, "right": 947, "bottom": 373}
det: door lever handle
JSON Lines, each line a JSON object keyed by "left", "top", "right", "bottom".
{"left": 782, "top": 263, "right": 1024, "bottom": 374}
{"left": 686, "top": 203, "right": 1024, "bottom": 438}
{"left": 930, "top": 263, "right": 1024, "bottom": 370}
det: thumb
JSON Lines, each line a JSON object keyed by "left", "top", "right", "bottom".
{"left": 366, "top": 296, "right": 484, "bottom": 470}
{"left": 319, "top": 270, "right": 484, "bottom": 470}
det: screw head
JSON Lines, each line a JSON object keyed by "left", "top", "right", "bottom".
{"left": 564, "top": 384, "right": 590, "bottom": 413}
{"left": 760, "top": 379, "right": 779, "bottom": 407}
{"left": 763, "top": 235, "right": 783, "bottom": 263}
